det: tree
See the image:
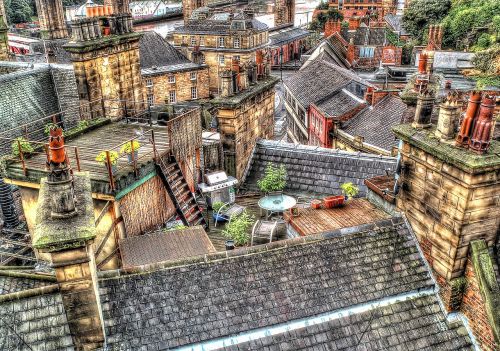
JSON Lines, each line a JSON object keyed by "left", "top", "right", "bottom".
{"left": 4, "top": 0, "right": 33, "bottom": 24}
{"left": 402, "top": 0, "right": 451, "bottom": 44}
{"left": 309, "top": 6, "right": 344, "bottom": 32}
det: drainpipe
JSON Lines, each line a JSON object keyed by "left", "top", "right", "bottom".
{"left": 0, "top": 178, "right": 19, "bottom": 228}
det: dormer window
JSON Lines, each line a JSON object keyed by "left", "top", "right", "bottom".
{"left": 218, "top": 37, "right": 225, "bottom": 48}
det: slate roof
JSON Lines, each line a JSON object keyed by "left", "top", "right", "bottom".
{"left": 385, "top": 14, "right": 409, "bottom": 36}
{"left": 224, "top": 295, "right": 473, "bottom": 351}
{"left": 342, "top": 26, "right": 387, "bottom": 46}
{"left": 139, "top": 31, "right": 192, "bottom": 70}
{"left": 0, "top": 292, "right": 74, "bottom": 351}
{"left": 243, "top": 139, "right": 396, "bottom": 196}
{"left": 175, "top": 12, "right": 268, "bottom": 35}
{"left": 285, "top": 57, "right": 370, "bottom": 108}
{"left": 0, "top": 271, "right": 53, "bottom": 295}
{"left": 119, "top": 226, "right": 216, "bottom": 267}
{"left": 99, "top": 218, "right": 446, "bottom": 350}
{"left": 269, "top": 27, "right": 310, "bottom": 47}
{"left": 315, "top": 88, "right": 364, "bottom": 118}
{"left": 343, "top": 95, "right": 408, "bottom": 152}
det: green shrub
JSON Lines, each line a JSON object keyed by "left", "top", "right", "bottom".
{"left": 257, "top": 163, "right": 287, "bottom": 193}
{"left": 222, "top": 211, "right": 254, "bottom": 246}
{"left": 340, "top": 182, "right": 359, "bottom": 199}
{"left": 95, "top": 151, "right": 119, "bottom": 165}
{"left": 11, "top": 137, "right": 34, "bottom": 156}
{"left": 165, "top": 224, "right": 188, "bottom": 232}
{"left": 44, "top": 122, "right": 63, "bottom": 136}
{"left": 212, "top": 201, "right": 225, "bottom": 213}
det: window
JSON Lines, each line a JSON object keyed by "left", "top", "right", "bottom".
{"left": 200, "top": 37, "right": 205, "bottom": 46}
{"left": 168, "top": 75, "right": 175, "bottom": 83}
{"left": 147, "top": 94, "right": 154, "bottom": 106}
{"left": 359, "top": 47, "right": 375, "bottom": 58}
{"left": 169, "top": 90, "right": 176, "bottom": 104}
{"left": 218, "top": 37, "right": 225, "bottom": 47}
{"left": 190, "top": 36, "right": 196, "bottom": 46}
{"left": 190, "top": 72, "right": 197, "bottom": 80}
{"left": 233, "top": 38, "right": 240, "bottom": 48}
{"left": 218, "top": 55, "right": 225, "bottom": 65}
{"left": 145, "top": 78, "right": 153, "bottom": 87}
{"left": 233, "top": 55, "right": 240, "bottom": 62}
{"left": 191, "top": 86, "right": 198, "bottom": 99}
{"left": 200, "top": 54, "right": 206, "bottom": 64}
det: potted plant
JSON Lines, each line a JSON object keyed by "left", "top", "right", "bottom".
{"left": 95, "top": 151, "right": 119, "bottom": 174}
{"left": 11, "top": 137, "right": 34, "bottom": 157}
{"left": 323, "top": 195, "right": 345, "bottom": 209}
{"left": 212, "top": 201, "right": 228, "bottom": 223}
{"left": 120, "top": 140, "right": 141, "bottom": 164}
{"left": 340, "top": 182, "right": 359, "bottom": 200}
{"left": 311, "top": 199, "right": 322, "bottom": 209}
{"left": 222, "top": 211, "right": 254, "bottom": 247}
{"left": 289, "top": 206, "right": 300, "bottom": 217}
{"left": 257, "top": 163, "right": 287, "bottom": 193}
{"left": 44, "top": 122, "right": 62, "bottom": 136}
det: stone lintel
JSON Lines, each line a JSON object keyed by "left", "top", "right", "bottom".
{"left": 33, "top": 172, "right": 96, "bottom": 252}
{"left": 393, "top": 123, "right": 500, "bottom": 174}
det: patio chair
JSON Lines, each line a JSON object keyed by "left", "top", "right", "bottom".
{"left": 251, "top": 220, "right": 278, "bottom": 246}
{"left": 214, "top": 203, "right": 246, "bottom": 227}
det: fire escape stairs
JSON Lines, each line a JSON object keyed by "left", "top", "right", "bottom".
{"left": 156, "top": 155, "right": 208, "bottom": 230}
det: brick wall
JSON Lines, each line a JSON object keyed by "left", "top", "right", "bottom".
{"left": 461, "top": 256, "right": 498, "bottom": 351}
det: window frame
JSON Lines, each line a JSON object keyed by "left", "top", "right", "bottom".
{"left": 191, "top": 86, "right": 198, "bottom": 100}
{"left": 169, "top": 90, "right": 177, "bottom": 104}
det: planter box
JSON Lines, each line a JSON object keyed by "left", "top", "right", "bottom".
{"left": 311, "top": 200, "right": 322, "bottom": 209}
{"left": 323, "top": 195, "right": 345, "bottom": 209}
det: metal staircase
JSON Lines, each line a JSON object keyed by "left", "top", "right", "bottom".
{"left": 156, "top": 155, "right": 208, "bottom": 229}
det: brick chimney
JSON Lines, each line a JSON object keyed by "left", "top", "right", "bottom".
{"left": 347, "top": 38, "right": 355, "bottom": 64}
{"left": 435, "top": 92, "right": 461, "bottom": 142}
{"left": 324, "top": 19, "right": 342, "bottom": 38}
{"left": 455, "top": 91, "right": 482, "bottom": 147}
{"left": 412, "top": 89, "right": 435, "bottom": 128}
{"left": 34, "top": 0, "right": 68, "bottom": 39}
{"left": 33, "top": 127, "right": 104, "bottom": 350}
{"left": 348, "top": 17, "right": 361, "bottom": 30}
{"left": 469, "top": 93, "right": 496, "bottom": 154}
{"left": 418, "top": 52, "right": 427, "bottom": 74}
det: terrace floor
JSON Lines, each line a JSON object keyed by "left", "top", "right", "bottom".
{"left": 284, "top": 198, "right": 391, "bottom": 236}
{"left": 7, "top": 121, "right": 170, "bottom": 183}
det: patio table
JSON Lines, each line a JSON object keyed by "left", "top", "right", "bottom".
{"left": 258, "top": 194, "right": 297, "bottom": 219}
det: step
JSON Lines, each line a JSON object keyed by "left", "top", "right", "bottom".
{"left": 192, "top": 216, "right": 207, "bottom": 227}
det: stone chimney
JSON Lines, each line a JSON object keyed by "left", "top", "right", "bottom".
{"left": 220, "top": 69, "right": 233, "bottom": 97}
{"left": 34, "top": 0, "right": 68, "bottom": 39}
{"left": 469, "top": 93, "right": 496, "bottom": 154}
{"left": 435, "top": 92, "right": 461, "bottom": 142}
{"left": 33, "top": 127, "right": 104, "bottom": 350}
{"left": 412, "top": 89, "right": 435, "bottom": 129}
{"left": 324, "top": 19, "right": 341, "bottom": 38}
{"left": 455, "top": 91, "right": 482, "bottom": 147}
{"left": 425, "top": 50, "right": 434, "bottom": 74}
{"left": 104, "top": 0, "right": 130, "bottom": 15}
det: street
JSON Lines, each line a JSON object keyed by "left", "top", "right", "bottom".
{"left": 271, "top": 69, "right": 296, "bottom": 142}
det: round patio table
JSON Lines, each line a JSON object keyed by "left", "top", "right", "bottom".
{"left": 258, "top": 194, "right": 297, "bottom": 219}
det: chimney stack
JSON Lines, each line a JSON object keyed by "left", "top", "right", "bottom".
{"left": 435, "top": 92, "right": 461, "bottom": 142}
{"left": 34, "top": 0, "right": 68, "bottom": 39}
{"left": 455, "top": 91, "right": 482, "bottom": 147}
{"left": 469, "top": 93, "right": 496, "bottom": 154}
{"left": 412, "top": 89, "right": 435, "bottom": 129}
{"left": 33, "top": 128, "right": 104, "bottom": 350}
{"left": 418, "top": 52, "right": 427, "bottom": 74}
{"left": 347, "top": 38, "right": 355, "bottom": 64}
{"left": 324, "top": 19, "right": 342, "bottom": 38}
{"left": 220, "top": 69, "right": 233, "bottom": 97}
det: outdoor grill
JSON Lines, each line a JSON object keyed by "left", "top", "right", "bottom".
{"left": 198, "top": 171, "right": 238, "bottom": 207}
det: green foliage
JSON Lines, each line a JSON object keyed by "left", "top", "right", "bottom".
{"left": 120, "top": 140, "right": 141, "bottom": 154}
{"left": 309, "top": 6, "right": 343, "bottom": 31}
{"left": 222, "top": 211, "right": 254, "bottom": 246}
{"left": 257, "top": 163, "right": 287, "bottom": 193}
{"left": 5, "top": 0, "right": 33, "bottom": 24}
{"left": 11, "top": 137, "right": 34, "bottom": 156}
{"left": 385, "top": 29, "right": 404, "bottom": 47}
{"left": 95, "top": 151, "right": 119, "bottom": 165}
{"left": 441, "top": 0, "right": 500, "bottom": 49}
{"left": 402, "top": 0, "right": 451, "bottom": 44}
{"left": 316, "top": 1, "right": 328, "bottom": 10}
{"left": 44, "top": 123, "right": 63, "bottom": 136}
{"left": 165, "top": 224, "right": 188, "bottom": 232}
{"left": 475, "top": 75, "right": 500, "bottom": 90}
{"left": 340, "top": 182, "right": 359, "bottom": 199}
{"left": 472, "top": 46, "right": 500, "bottom": 77}
{"left": 212, "top": 201, "right": 225, "bottom": 213}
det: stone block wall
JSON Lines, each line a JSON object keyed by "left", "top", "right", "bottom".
{"left": 143, "top": 67, "right": 209, "bottom": 105}
{"left": 397, "top": 140, "right": 500, "bottom": 285}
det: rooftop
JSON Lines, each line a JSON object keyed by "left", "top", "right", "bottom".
{"left": 176, "top": 11, "right": 268, "bottom": 35}
{"left": 269, "top": 27, "right": 310, "bottom": 47}
{"left": 285, "top": 198, "right": 391, "bottom": 236}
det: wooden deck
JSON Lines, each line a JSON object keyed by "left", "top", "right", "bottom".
{"left": 284, "top": 198, "right": 391, "bottom": 236}
{"left": 8, "top": 122, "right": 170, "bottom": 183}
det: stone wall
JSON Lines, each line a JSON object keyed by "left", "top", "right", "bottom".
{"left": 143, "top": 67, "right": 209, "bottom": 105}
